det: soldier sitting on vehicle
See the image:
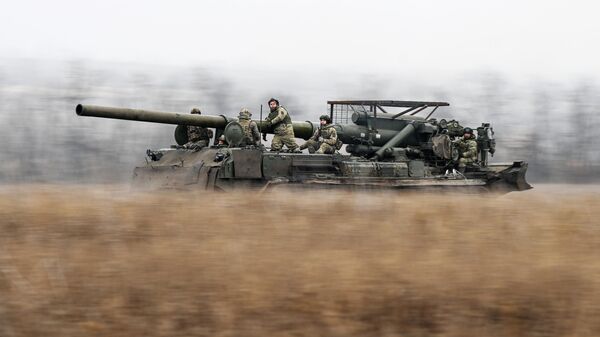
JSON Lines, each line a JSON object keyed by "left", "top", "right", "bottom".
{"left": 238, "top": 108, "right": 261, "bottom": 146}
{"left": 299, "top": 115, "right": 338, "bottom": 154}
{"left": 184, "top": 108, "right": 213, "bottom": 150}
{"left": 454, "top": 127, "right": 478, "bottom": 172}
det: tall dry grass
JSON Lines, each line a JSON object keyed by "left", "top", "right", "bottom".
{"left": 0, "top": 185, "right": 599, "bottom": 337}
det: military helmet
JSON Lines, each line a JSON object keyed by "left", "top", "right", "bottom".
{"left": 463, "top": 127, "right": 474, "bottom": 134}
{"left": 319, "top": 114, "right": 332, "bottom": 123}
{"left": 239, "top": 108, "right": 251, "bottom": 119}
{"left": 268, "top": 97, "right": 279, "bottom": 106}
{"left": 190, "top": 108, "right": 201, "bottom": 115}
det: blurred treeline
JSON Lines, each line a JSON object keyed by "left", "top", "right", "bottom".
{"left": 0, "top": 59, "right": 598, "bottom": 183}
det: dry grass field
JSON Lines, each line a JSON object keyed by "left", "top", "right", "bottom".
{"left": 0, "top": 185, "right": 599, "bottom": 337}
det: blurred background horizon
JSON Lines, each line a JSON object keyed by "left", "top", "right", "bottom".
{"left": 1, "top": 0, "right": 599, "bottom": 184}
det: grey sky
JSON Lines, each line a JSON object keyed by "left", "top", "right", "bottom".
{"left": 1, "top": 0, "right": 599, "bottom": 79}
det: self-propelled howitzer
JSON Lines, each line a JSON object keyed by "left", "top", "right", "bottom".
{"left": 75, "top": 101, "right": 531, "bottom": 193}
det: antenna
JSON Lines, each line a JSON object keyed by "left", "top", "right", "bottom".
{"left": 259, "top": 104, "right": 263, "bottom": 132}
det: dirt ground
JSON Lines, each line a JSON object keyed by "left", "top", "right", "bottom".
{"left": 0, "top": 184, "right": 598, "bottom": 337}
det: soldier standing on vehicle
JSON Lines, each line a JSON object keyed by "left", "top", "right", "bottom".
{"left": 265, "top": 98, "right": 299, "bottom": 152}
{"left": 184, "top": 108, "right": 213, "bottom": 150}
{"left": 454, "top": 127, "right": 478, "bottom": 171}
{"left": 299, "top": 115, "right": 338, "bottom": 154}
{"left": 238, "top": 108, "right": 261, "bottom": 146}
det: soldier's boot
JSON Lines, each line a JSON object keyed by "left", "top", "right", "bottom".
{"left": 306, "top": 144, "right": 319, "bottom": 153}
{"left": 298, "top": 144, "right": 308, "bottom": 153}
{"left": 317, "top": 143, "right": 335, "bottom": 154}
{"left": 285, "top": 143, "right": 301, "bottom": 153}
{"left": 302, "top": 140, "right": 319, "bottom": 153}
{"left": 270, "top": 142, "right": 283, "bottom": 152}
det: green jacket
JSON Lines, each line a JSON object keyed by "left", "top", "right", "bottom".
{"left": 267, "top": 106, "right": 292, "bottom": 131}
{"left": 455, "top": 138, "right": 478, "bottom": 160}
{"left": 310, "top": 124, "right": 338, "bottom": 146}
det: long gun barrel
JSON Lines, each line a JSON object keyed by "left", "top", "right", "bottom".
{"left": 76, "top": 104, "right": 315, "bottom": 139}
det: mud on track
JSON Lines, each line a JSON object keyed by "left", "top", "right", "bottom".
{"left": 0, "top": 185, "right": 599, "bottom": 337}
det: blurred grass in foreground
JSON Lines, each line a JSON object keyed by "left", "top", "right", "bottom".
{"left": 0, "top": 185, "right": 599, "bottom": 337}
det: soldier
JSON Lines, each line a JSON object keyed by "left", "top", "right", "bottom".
{"left": 238, "top": 108, "right": 261, "bottom": 146}
{"left": 454, "top": 127, "right": 478, "bottom": 171}
{"left": 214, "top": 135, "right": 230, "bottom": 162}
{"left": 300, "top": 115, "right": 338, "bottom": 154}
{"left": 265, "top": 98, "right": 299, "bottom": 152}
{"left": 217, "top": 135, "right": 228, "bottom": 147}
{"left": 184, "top": 108, "right": 212, "bottom": 150}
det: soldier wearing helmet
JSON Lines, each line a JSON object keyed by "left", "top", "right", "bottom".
{"left": 217, "top": 134, "right": 227, "bottom": 146}
{"left": 238, "top": 108, "right": 261, "bottom": 146}
{"left": 265, "top": 98, "right": 299, "bottom": 152}
{"left": 184, "top": 107, "right": 213, "bottom": 150}
{"left": 214, "top": 135, "right": 231, "bottom": 162}
{"left": 299, "top": 114, "right": 338, "bottom": 154}
{"left": 454, "top": 127, "right": 478, "bottom": 171}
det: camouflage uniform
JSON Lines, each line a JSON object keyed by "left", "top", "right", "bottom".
{"left": 300, "top": 124, "right": 338, "bottom": 154}
{"left": 185, "top": 108, "right": 211, "bottom": 150}
{"left": 238, "top": 108, "right": 261, "bottom": 146}
{"left": 267, "top": 106, "right": 298, "bottom": 151}
{"left": 454, "top": 137, "right": 478, "bottom": 168}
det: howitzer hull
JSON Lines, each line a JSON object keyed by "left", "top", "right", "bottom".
{"left": 132, "top": 147, "right": 531, "bottom": 194}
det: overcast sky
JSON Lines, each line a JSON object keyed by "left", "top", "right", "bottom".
{"left": 1, "top": 0, "right": 599, "bottom": 79}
